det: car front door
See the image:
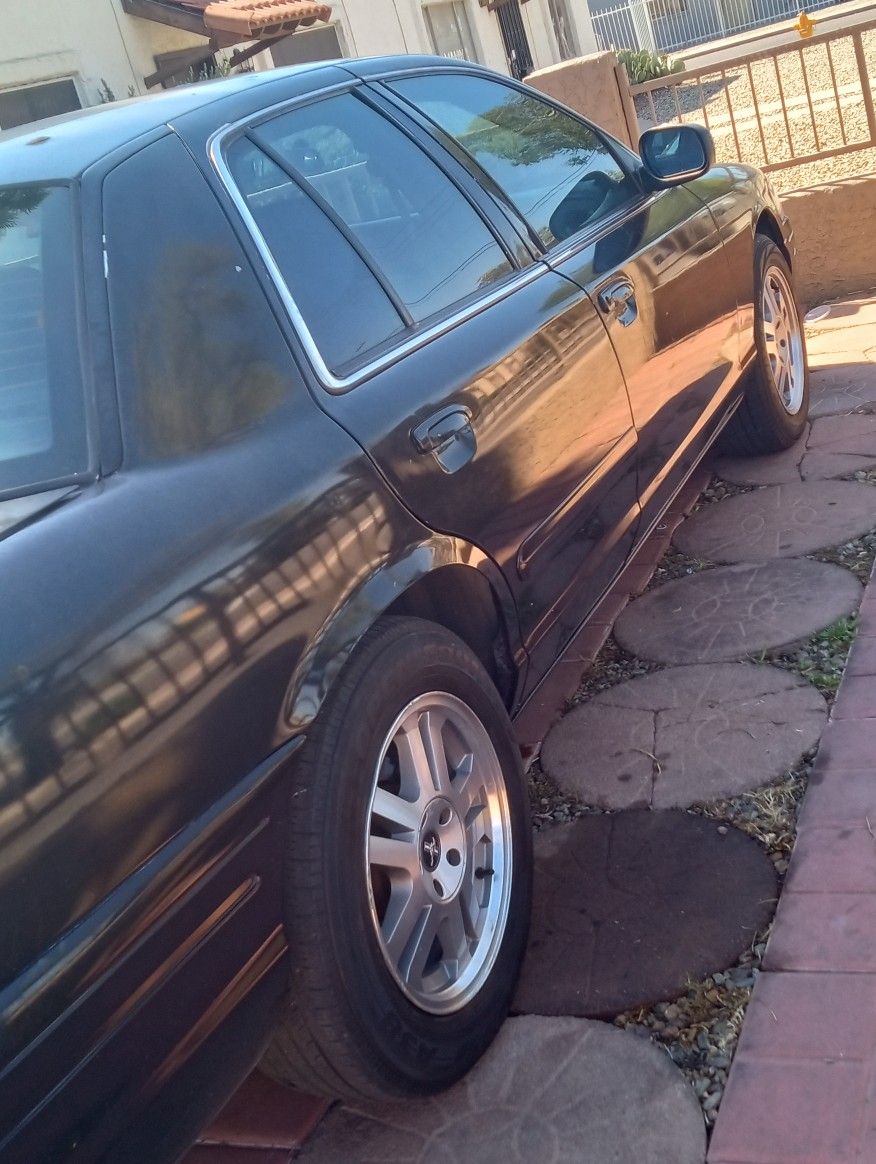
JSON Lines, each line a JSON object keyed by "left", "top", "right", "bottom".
{"left": 219, "top": 85, "right": 641, "bottom": 676}
{"left": 384, "top": 71, "right": 740, "bottom": 534}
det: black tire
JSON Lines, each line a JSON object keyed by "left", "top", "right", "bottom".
{"left": 262, "top": 616, "right": 532, "bottom": 1101}
{"left": 721, "top": 235, "right": 809, "bottom": 457}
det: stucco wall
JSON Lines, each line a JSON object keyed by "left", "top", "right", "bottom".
{"left": 525, "top": 50, "right": 638, "bottom": 147}
{"left": 783, "top": 175, "right": 876, "bottom": 308}
{"left": 1, "top": 0, "right": 600, "bottom": 113}
{"left": 0, "top": 0, "right": 205, "bottom": 105}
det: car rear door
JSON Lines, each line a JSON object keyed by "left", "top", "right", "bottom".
{"left": 217, "top": 83, "right": 640, "bottom": 675}
{"left": 384, "top": 70, "right": 740, "bottom": 534}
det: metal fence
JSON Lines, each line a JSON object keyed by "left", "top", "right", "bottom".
{"left": 628, "top": 14, "right": 876, "bottom": 185}
{"left": 593, "top": 0, "right": 846, "bottom": 56}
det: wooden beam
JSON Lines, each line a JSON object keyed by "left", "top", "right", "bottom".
{"left": 226, "top": 35, "right": 288, "bottom": 69}
{"left": 122, "top": 0, "right": 209, "bottom": 38}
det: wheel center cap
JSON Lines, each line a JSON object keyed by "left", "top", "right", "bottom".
{"left": 421, "top": 830, "right": 441, "bottom": 872}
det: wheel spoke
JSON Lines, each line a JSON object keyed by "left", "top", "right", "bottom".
{"left": 395, "top": 709, "right": 450, "bottom": 800}
{"left": 419, "top": 709, "right": 452, "bottom": 795}
{"left": 402, "top": 902, "right": 440, "bottom": 986}
{"left": 382, "top": 882, "right": 429, "bottom": 967}
{"left": 763, "top": 279, "right": 781, "bottom": 322}
{"left": 439, "top": 897, "right": 471, "bottom": 965}
{"left": 369, "top": 834, "right": 420, "bottom": 876}
{"left": 371, "top": 786, "right": 421, "bottom": 833}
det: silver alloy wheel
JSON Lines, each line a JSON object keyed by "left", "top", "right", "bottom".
{"left": 762, "top": 264, "right": 806, "bottom": 415}
{"left": 365, "top": 692, "right": 513, "bottom": 1015}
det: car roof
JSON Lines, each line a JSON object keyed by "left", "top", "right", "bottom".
{"left": 0, "top": 56, "right": 469, "bottom": 184}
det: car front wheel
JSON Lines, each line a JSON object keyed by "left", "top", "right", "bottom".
{"left": 262, "top": 616, "right": 531, "bottom": 1101}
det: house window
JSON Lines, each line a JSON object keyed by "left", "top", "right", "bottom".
{"left": 0, "top": 79, "right": 80, "bottom": 130}
{"left": 270, "top": 25, "right": 345, "bottom": 65}
{"left": 423, "top": 2, "right": 478, "bottom": 62}
{"left": 153, "top": 49, "right": 223, "bottom": 89}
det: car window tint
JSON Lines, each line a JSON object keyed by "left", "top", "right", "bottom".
{"left": 251, "top": 93, "right": 513, "bottom": 325}
{"left": 104, "top": 135, "right": 299, "bottom": 462}
{"left": 0, "top": 185, "right": 87, "bottom": 493}
{"left": 389, "top": 74, "right": 639, "bottom": 248}
{"left": 227, "top": 136, "right": 406, "bottom": 372}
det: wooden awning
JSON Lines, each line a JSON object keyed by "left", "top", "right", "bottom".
{"left": 122, "top": 0, "right": 331, "bottom": 46}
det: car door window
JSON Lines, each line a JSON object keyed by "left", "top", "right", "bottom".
{"left": 239, "top": 92, "right": 513, "bottom": 340}
{"left": 227, "top": 136, "right": 406, "bottom": 372}
{"left": 389, "top": 74, "right": 640, "bottom": 248}
{"left": 0, "top": 184, "right": 88, "bottom": 493}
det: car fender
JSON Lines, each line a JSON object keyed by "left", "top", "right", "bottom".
{"left": 280, "top": 535, "right": 524, "bottom": 735}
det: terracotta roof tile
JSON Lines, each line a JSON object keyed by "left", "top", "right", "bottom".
{"left": 203, "top": 0, "right": 332, "bottom": 37}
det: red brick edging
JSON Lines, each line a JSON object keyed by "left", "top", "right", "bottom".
{"left": 709, "top": 560, "right": 876, "bottom": 1163}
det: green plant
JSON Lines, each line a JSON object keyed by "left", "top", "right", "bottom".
{"left": 617, "top": 48, "right": 685, "bottom": 84}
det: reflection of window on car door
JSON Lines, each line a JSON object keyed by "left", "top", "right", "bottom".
{"left": 388, "top": 73, "right": 640, "bottom": 248}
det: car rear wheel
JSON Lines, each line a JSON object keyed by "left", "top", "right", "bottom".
{"left": 262, "top": 616, "right": 531, "bottom": 1101}
{"left": 721, "top": 236, "right": 809, "bottom": 456}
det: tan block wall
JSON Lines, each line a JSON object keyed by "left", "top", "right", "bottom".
{"left": 525, "top": 51, "right": 638, "bottom": 149}
{"left": 783, "top": 176, "right": 876, "bottom": 307}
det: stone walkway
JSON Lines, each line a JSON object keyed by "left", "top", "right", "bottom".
{"left": 513, "top": 812, "right": 777, "bottom": 1018}
{"left": 541, "top": 663, "right": 826, "bottom": 808}
{"left": 187, "top": 295, "right": 876, "bottom": 1164}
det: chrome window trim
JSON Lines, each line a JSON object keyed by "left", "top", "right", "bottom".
{"left": 208, "top": 108, "right": 546, "bottom": 395}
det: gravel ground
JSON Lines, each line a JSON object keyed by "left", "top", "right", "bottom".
{"left": 635, "top": 26, "right": 876, "bottom": 191}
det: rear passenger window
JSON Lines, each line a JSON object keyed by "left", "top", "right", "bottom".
{"left": 228, "top": 91, "right": 514, "bottom": 372}
{"left": 227, "top": 136, "right": 405, "bottom": 372}
{"left": 0, "top": 185, "right": 88, "bottom": 493}
{"left": 389, "top": 74, "right": 639, "bottom": 248}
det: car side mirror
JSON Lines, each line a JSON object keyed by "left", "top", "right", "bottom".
{"left": 638, "top": 124, "right": 715, "bottom": 188}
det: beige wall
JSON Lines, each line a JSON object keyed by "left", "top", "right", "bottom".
{"left": 525, "top": 50, "right": 638, "bottom": 148}
{"left": 314, "top": 0, "right": 597, "bottom": 76}
{"left": 783, "top": 176, "right": 876, "bottom": 308}
{"left": 1, "top": 0, "right": 601, "bottom": 118}
{"left": 0, "top": 0, "right": 206, "bottom": 107}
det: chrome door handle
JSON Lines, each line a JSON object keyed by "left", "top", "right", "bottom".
{"left": 598, "top": 278, "right": 638, "bottom": 327}
{"left": 411, "top": 405, "right": 476, "bottom": 473}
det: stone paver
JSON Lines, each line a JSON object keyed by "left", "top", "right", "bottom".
{"left": 299, "top": 1016, "right": 706, "bottom": 1164}
{"left": 513, "top": 813, "right": 777, "bottom": 1019}
{"left": 613, "top": 559, "right": 861, "bottom": 664}
{"left": 716, "top": 414, "right": 876, "bottom": 484}
{"left": 541, "top": 663, "right": 826, "bottom": 809}
{"left": 809, "top": 362, "right": 876, "bottom": 419}
{"left": 673, "top": 481, "right": 876, "bottom": 562}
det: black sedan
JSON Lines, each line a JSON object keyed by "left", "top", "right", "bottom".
{"left": 0, "top": 57, "right": 806, "bottom": 1162}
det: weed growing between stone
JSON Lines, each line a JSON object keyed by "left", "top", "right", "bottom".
{"left": 762, "top": 614, "right": 859, "bottom": 700}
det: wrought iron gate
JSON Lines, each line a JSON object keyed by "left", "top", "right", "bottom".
{"left": 497, "top": 0, "right": 534, "bottom": 80}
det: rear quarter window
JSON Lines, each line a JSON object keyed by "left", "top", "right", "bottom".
{"left": 0, "top": 184, "right": 88, "bottom": 494}
{"left": 103, "top": 134, "right": 297, "bottom": 463}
